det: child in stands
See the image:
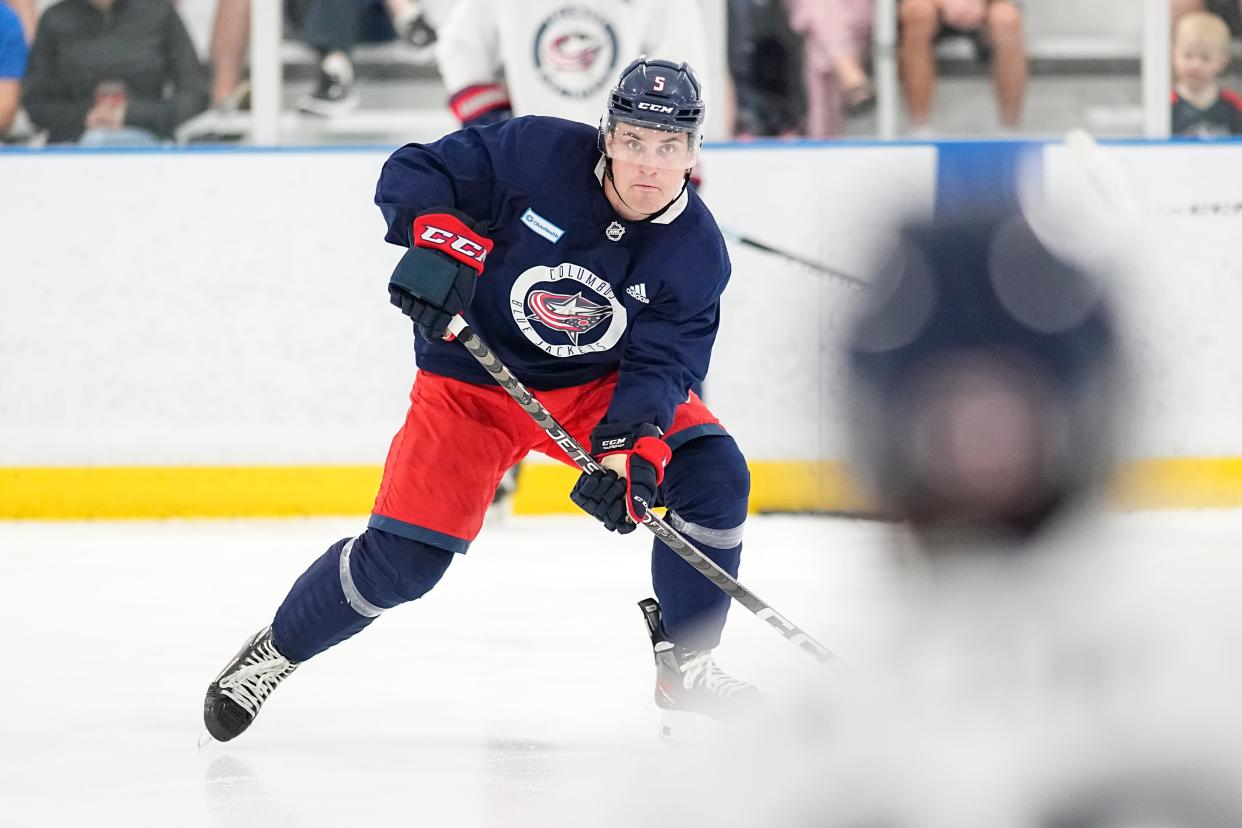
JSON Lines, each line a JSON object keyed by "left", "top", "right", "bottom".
{"left": 1172, "top": 11, "right": 1242, "bottom": 136}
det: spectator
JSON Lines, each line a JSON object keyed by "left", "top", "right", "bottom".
{"left": 22, "top": 0, "right": 209, "bottom": 144}
{"left": 5, "top": 0, "right": 35, "bottom": 42}
{"left": 0, "top": 0, "right": 25, "bottom": 136}
{"left": 785, "top": 0, "right": 873, "bottom": 138}
{"left": 436, "top": 0, "right": 708, "bottom": 129}
{"left": 207, "top": 0, "right": 249, "bottom": 110}
{"left": 899, "top": 0, "right": 1026, "bottom": 134}
{"left": 203, "top": 0, "right": 446, "bottom": 116}
{"left": 295, "top": 0, "right": 445, "bottom": 116}
{"left": 1171, "top": 11, "right": 1242, "bottom": 136}
{"left": 728, "top": 0, "right": 802, "bottom": 137}
{"left": 1173, "top": 0, "right": 1242, "bottom": 39}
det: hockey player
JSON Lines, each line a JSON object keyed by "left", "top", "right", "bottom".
{"left": 202, "top": 58, "right": 757, "bottom": 743}
{"left": 436, "top": 2, "right": 713, "bottom": 508}
{"left": 435, "top": 0, "right": 710, "bottom": 128}
{"left": 846, "top": 211, "right": 1120, "bottom": 545}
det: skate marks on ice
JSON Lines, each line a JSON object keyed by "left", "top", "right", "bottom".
{"left": 0, "top": 516, "right": 851, "bottom": 826}
{"left": 3, "top": 512, "right": 1241, "bottom": 826}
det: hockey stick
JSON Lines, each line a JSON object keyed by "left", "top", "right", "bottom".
{"left": 1063, "top": 129, "right": 1143, "bottom": 218}
{"left": 721, "top": 228, "right": 870, "bottom": 290}
{"left": 446, "top": 315, "right": 836, "bottom": 664}
{"left": 1065, "top": 130, "right": 1241, "bottom": 217}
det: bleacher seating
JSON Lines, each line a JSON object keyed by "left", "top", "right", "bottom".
{"left": 12, "top": 0, "right": 1205, "bottom": 143}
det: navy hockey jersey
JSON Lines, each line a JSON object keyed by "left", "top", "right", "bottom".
{"left": 374, "top": 116, "right": 731, "bottom": 432}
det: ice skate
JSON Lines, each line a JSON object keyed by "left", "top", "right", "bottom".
{"left": 202, "top": 626, "right": 298, "bottom": 743}
{"left": 639, "top": 599, "right": 763, "bottom": 741}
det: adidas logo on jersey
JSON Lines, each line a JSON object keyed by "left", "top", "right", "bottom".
{"left": 626, "top": 283, "right": 650, "bottom": 304}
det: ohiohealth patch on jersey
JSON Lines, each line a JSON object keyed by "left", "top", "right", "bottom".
{"left": 533, "top": 7, "right": 619, "bottom": 99}
{"left": 511, "top": 263, "right": 628, "bottom": 357}
{"left": 520, "top": 207, "right": 565, "bottom": 243}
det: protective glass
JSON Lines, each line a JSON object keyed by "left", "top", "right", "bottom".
{"left": 602, "top": 116, "right": 701, "bottom": 170}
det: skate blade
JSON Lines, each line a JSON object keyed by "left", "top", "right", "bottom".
{"left": 658, "top": 709, "right": 720, "bottom": 744}
{"left": 197, "top": 730, "right": 216, "bottom": 748}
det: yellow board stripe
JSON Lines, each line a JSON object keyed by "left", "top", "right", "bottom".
{"left": 1, "top": 458, "right": 1241, "bottom": 520}
{"left": 1111, "top": 457, "right": 1242, "bottom": 510}
{"left": 0, "top": 465, "right": 383, "bottom": 519}
{"left": 511, "top": 461, "right": 870, "bottom": 515}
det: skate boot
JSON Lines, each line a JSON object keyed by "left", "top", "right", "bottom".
{"left": 203, "top": 626, "right": 298, "bottom": 742}
{"left": 639, "top": 598, "right": 763, "bottom": 741}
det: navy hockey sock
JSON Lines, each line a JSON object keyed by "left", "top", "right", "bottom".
{"left": 652, "top": 436, "right": 750, "bottom": 650}
{"left": 270, "top": 527, "right": 454, "bottom": 663}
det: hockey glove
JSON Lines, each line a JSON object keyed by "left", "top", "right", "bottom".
{"left": 570, "top": 423, "right": 671, "bottom": 534}
{"left": 389, "top": 210, "right": 493, "bottom": 340}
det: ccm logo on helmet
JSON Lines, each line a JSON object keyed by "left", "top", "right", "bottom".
{"left": 419, "top": 224, "right": 489, "bottom": 264}
{"left": 636, "top": 102, "right": 675, "bottom": 114}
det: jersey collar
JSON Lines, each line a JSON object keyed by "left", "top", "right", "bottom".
{"left": 594, "top": 156, "right": 689, "bottom": 225}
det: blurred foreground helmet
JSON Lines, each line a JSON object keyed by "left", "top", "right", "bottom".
{"left": 846, "top": 211, "right": 1121, "bottom": 542}
{"left": 599, "top": 57, "right": 705, "bottom": 171}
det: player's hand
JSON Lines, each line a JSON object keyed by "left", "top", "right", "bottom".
{"left": 85, "top": 101, "right": 125, "bottom": 129}
{"left": 389, "top": 210, "right": 493, "bottom": 340}
{"left": 570, "top": 423, "right": 671, "bottom": 533}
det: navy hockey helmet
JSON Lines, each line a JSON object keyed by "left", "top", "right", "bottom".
{"left": 599, "top": 57, "right": 705, "bottom": 171}
{"left": 845, "top": 210, "right": 1122, "bottom": 543}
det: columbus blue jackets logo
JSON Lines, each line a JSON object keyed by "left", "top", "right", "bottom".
{"left": 511, "top": 263, "right": 628, "bottom": 358}
{"left": 532, "top": 8, "right": 619, "bottom": 99}
{"left": 526, "top": 290, "right": 613, "bottom": 345}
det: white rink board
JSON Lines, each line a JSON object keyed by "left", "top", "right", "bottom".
{"left": 1043, "top": 142, "right": 1242, "bottom": 459}
{"left": 2, "top": 142, "right": 1241, "bottom": 466}
{"left": 0, "top": 150, "right": 413, "bottom": 465}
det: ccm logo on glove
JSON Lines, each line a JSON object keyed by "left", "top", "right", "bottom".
{"left": 413, "top": 213, "right": 493, "bottom": 272}
{"left": 570, "top": 423, "right": 671, "bottom": 534}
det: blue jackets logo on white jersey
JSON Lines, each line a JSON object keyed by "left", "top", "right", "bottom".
{"left": 511, "top": 263, "right": 628, "bottom": 358}
{"left": 533, "top": 8, "right": 619, "bottom": 99}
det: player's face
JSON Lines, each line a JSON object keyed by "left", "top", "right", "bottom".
{"left": 1173, "top": 35, "right": 1229, "bottom": 87}
{"left": 605, "top": 125, "right": 694, "bottom": 216}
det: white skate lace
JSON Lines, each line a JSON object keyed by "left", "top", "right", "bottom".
{"left": 218, "top": 639, "right": 296, "bottom": 716}
{"left": 679, "top": 650, "right": 751, "bottom": 698}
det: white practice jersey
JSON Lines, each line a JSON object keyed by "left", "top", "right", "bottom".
{"left": 435, "top": 0, "right": 710, "bottom": 126}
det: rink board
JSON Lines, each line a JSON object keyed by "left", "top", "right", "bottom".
{"left": 2, "top": 140, "right": 1241, "bottom": 516}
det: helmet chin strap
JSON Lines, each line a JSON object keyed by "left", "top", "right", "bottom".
{"left": 603, "top": 156, "right": 691, "bottom": 220}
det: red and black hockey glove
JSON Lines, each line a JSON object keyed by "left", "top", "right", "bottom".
{"left": 388, "top": 208, "right": 493, "bottom": 340}
{"left": 570, "top": 423, "right": 671, "bottom": 534}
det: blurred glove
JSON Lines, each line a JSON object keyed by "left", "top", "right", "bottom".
{"left": 570, "top": 423, "right": 671, "bottom": 534}
{"left": 389, "top": 209, "right": 493, "bottom": 340}
{"left": 402, "top": 14, "right": 437, "bottom": 51}
{"left": 449, "top": 83, "right": 514, "bottom": 128}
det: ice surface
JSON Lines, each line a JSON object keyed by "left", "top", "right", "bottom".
{"left": 1, "top": 511, "right": 1240, "bottom": 827}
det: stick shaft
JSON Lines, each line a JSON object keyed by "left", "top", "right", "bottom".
{"left": 722, "top": 229, "right": 869, "bottom": 289}
{"left": 447, "top": 316, "right": 835, "bottom": 664}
